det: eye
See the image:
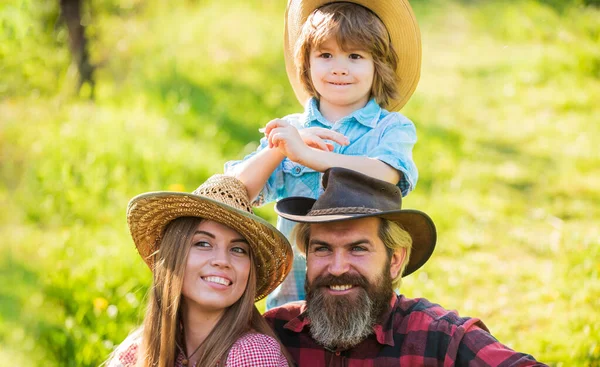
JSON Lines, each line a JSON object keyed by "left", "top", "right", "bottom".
{"left": 194, "top": 241, "right": 211, "bottom": 249}
{"left": 349, "top": 53, "right": 364, "bottom": 60}
{"left": 319, "top": 52, "right": 332, "bottom": 59}
{"left": 351, "top": 245, "right": 368, "bottom": 252}
{"left": 309, "top": 245, "right": 331, "bottom": 257}
{"left": 230, "top": 246, "right": 249, "bottom": 256}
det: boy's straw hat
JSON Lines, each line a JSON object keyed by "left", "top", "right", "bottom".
{"left": 284, "top": 0, "right": 421, "bottom": 111}
{"left": 275, "top": 167, "right": 436, "bottom": 277}
{"left": 127, "top": 174, "right": 293, "bottom": 301}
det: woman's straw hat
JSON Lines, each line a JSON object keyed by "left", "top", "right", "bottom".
{"left": 284, "top": 0, "right": 422, "bottom": 111}
{"left": 127, "top": 174, "right": 293, "bottom": 301}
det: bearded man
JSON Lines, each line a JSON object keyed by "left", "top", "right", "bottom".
{"left": 264, "top": 167, "right": 547, "bottom": 366}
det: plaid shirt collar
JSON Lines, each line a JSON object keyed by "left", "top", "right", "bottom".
{"left": 267, "top": 295, "right": 545, "bottom": 366}
{"left": 282, "top": 294, "right": 398, "bottom": 349}
{"left": 303, "top": 97, "right": 382, "bottom": 129}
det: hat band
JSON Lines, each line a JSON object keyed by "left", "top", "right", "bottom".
{"left": 308, "top": 207, "right": 381, "bottom": 216}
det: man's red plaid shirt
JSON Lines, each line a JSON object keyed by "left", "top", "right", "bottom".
{"left": 264, "top": 294, "right": 547, "bottom": 367}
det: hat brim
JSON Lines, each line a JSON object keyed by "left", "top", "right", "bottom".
{"left": 127, "top": 192, "right": 293, "bottom": 301}
{"left": 275, "top": 196, "right": 436, "bottom": 277}
{"left": 284, "top": 0, "right": 422, "bottom": 111}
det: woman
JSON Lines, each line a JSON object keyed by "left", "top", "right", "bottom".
{"left": 106, "top": 174, "right": 294, "bottom": 367}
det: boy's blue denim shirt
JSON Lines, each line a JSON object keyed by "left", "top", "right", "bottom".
{"left": 225, "top": 97, "right": 418, "bottom": 308}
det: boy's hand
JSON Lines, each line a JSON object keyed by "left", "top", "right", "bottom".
{"left": 299, "top": 127, "right": 349, "bottom": 152}
{"left": 262, "top": 119, "right": 309, "bottom": 162}
{"left": 261, "top": 119, "right": 349, "bottom": 154}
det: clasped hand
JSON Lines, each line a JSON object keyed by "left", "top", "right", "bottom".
{"left": 261, "top": 119, "right": 349, "bottom": 163}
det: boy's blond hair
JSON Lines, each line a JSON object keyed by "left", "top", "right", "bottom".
{"left": 294, "top": 2, "right": 399, "bottom": 108}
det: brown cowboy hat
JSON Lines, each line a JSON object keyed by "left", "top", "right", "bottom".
{"left": 127, "top": 174, "right": 293, "bottom": 301}
{"left": 275, "top": 167, "right": 436, "bottom": 276}
{"left": 284, "top": 0, "right": 422, "bottom": 111}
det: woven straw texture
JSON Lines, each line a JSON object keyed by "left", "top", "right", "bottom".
{"left": 127, "top": 175, "right": 293, "bottom": 301}
{"left": 284, "top": 0, "right": 422, "bottom": 111}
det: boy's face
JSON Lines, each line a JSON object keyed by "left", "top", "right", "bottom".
{"left": 309, "top": 37, "right": 374, "bottom": 115}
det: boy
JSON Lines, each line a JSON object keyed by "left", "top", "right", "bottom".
{"left": 226, "top": 0, "right": 422, "bottom": 309}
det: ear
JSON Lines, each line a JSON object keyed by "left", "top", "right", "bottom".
{"left": 389, "top": 248, "right": 407, "bottom": 279}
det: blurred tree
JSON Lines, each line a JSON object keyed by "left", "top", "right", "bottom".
{"left": 538, "top": 0, "right": 600, "bottom": 11}
{"left": 60, "top": 0, "right": 95, "bottom": 98}
{"left": 411, "top": 0, "right": 599, "bottom": 10}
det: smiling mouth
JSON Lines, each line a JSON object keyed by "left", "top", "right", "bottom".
{"left": 202, "top": 276, "right": 231, "bottom": 286}
{"left": 329, "top": 284, "right": 353, "bottom": 291}
{"left": 328, "top": 82, "right": 351, "bottom": 86}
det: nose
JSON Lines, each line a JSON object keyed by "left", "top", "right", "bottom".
{"left": 327, "top": 251, "right": 350, "bottom": 276}
{"left": 331, "top": 59, "right": 349, "bottom": 76}
{"left": 210, "top": 247, "right": 231, "bottom": 268}
{"left": 331, "top": 66, "right": 348, "bottom": 76}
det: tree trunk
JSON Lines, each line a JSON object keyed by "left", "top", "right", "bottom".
{"left": 60, "top": 0, "right": 95, "bottom": 98}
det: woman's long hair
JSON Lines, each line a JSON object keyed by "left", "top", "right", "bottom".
{"left": 137, "top": 217, "right": 292, "bottom": 367}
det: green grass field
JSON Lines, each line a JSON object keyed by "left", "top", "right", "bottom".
{"left": 1, "top": 0, "right": 599, "bottom": 365}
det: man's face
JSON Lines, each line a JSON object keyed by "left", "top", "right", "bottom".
{"left": 304, "top": 217, "right": 406, "bottom": 350}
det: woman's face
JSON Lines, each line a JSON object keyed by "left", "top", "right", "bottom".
{"left": 181, "top": 220, "right": 251, "bottom": 315}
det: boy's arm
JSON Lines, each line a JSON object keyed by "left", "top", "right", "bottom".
{"left": 229, "top": 146, "right": 286, "bottom": 202}
{"left": 230, "top": 119, "right": 349, "bottom": 201}
{"left": 296, "top": 149, "right": 400, "bottom": 184}
{"left": 267, "top": 120, "right": 400, "bottom": 184}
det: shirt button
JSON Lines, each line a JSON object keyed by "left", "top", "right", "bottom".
{"left": 335, "top": 351, "right": 341, "bottom": 356}
{"left": 294, "top": 167, "right": 301, "bottom": 174}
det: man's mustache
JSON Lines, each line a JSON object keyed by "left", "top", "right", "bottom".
{"left": 310, "top": 273, "right": 370, "bottom": 289}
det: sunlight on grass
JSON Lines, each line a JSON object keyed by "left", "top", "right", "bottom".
{"left": 1, "top": 0, "right": 599, "bottom": 365}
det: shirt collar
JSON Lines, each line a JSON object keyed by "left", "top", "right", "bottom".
{"left": 304, "top": 97, "right": 382, "bottom": 128}
{"left": 372, "top": 295, "right": 398, "bottom": 347}
{"left": 283, "top": 294, "right": 398, "bottom": 348}
{"left": 283, "top": 302, "right": 310, "bottom": 333}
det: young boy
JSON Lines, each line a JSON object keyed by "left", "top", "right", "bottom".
{"left": 226, "top": 0, "right": 423, "bottom": 309}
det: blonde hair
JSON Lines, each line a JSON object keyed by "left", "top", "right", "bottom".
{"left": 294, "top": 2, "right": 399, "bottom": 108}
{"left": 136, "top": 217, "right": 292, "bottom": 367}
{"left": 293, "top": 218, "right": 412, "bottom": 290}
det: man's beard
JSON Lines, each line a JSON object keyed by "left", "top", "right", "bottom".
{"left": 305, "top": 264, "right": 393, "bottom": 351}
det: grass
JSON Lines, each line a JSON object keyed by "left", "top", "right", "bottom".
{"left": 1, "top": 0, "right": 599, "bottom": 365}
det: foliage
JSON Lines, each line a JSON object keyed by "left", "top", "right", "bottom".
{"left": 1, "top": 0, "right": 599, "bottom": 366}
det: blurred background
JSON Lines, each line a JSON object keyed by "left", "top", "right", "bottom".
{"left": 1, "top": 0, "right": 599, "bottom": 365}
